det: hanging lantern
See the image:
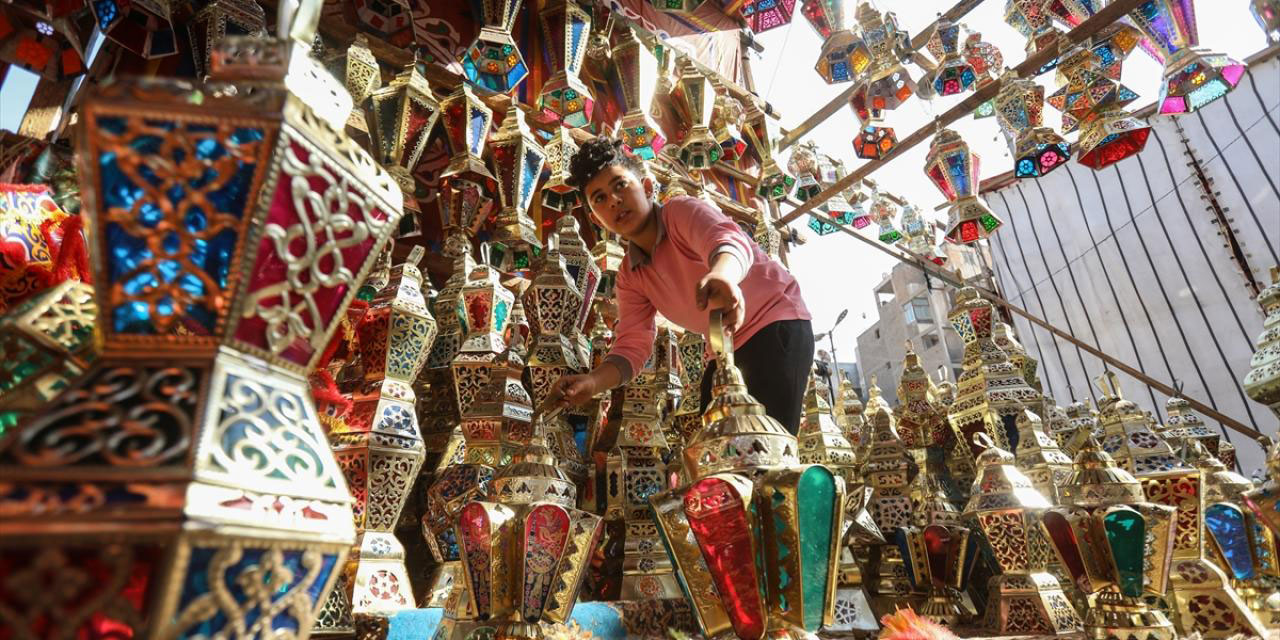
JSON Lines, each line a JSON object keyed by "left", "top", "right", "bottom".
{"left": 488, "top": 107, "right": 547, "bottom": 275}
{"left": 91, "top": 0, "right": 177, "bottom": 58}
{"left": 898, "top": 205, "right": 945, "bottom": 266}
{"left": 1126, "top": 0, "right": 1246, "bottom": 115}
{"left": 869, "top": 190, "right": 901, "bottom": 243}
{"left": 540, "top": 128, "right": 579, "bottom": 213}
{"left": 539, "top": 0, "right": 593, "bottom": 128}
{"left": 440, "top": 83, "right": 496, "bottom": 182}
{"left": 741, "top": 0, "right": 796, "bottom": 33}
{"left": 1040, "top": 439, "right": 1178, "bottom": 640}
{"left": 0, "top": 4, "right": 86, "bottom": 80}
{"left": 853, "top": 124, "right": 897, "bottom": 160}
{"left": 741, "top": 103, "right": 795, "bottom": 201}
{"left": 801, "top": 0, "right": 870, "bottom": 84}
{"left": 1244, "top": 268, "right": 1280, "bottom": 421}
{"left": 648, "top": 0, "right": 704, "bottom": 15}
{"left": 1161, "top": 396, "right": 1237, "bottom": 468}
{"left": 847, "top": 4, "right": 915, "bottom": 124}
{"left": 612, "top": 27, "right": 666, "bottom": 159}
{"left": 925, "top": 19, "right": 976, "bottom": 96}
{"left": 964, "top": 434, "right": 1082, "bottom": 635}
{"left": 461, "top": 0, "right": 528, "bottom": 92}
{"left": 925, "top": 128, "right": 1001, "bottom": 244}
{"left": 1004, "top": 0, "right": 1062, "bottom": 67}
{"left": 367, "top": 63, "right": 440, "bottom": 191}
{"left": 671, "top": 60, "right": 720, "bottom": 169}
{"left": 339, "top": 246, "right": 437, "bottom": 616}
{"left": 0, "top": 280, "right": 96, "bottom": 428}
{"left": 1048, "top": 46, "right": 1150, "bottom": 170}
{"left": 351, "top": 0, "right": 411, "bottom": 45}
{"left": 965, "top": 32, "right": 1004, "bottom": 118}
{"left": 1255, "top": 0, "right": 1280, "bottom": 42}
{"left": 187, "top": 0, "right": 266, "bottom": 78}
{"left": 0, "top": 3, "right": 410, "bottom": 635}
{"left": 710, "top": 86, "right": 748, "bottom": 162}
{"left": 787, "top": 141, "right": 822, "bottom": 202}
{"left": 994, "top": 76, "right": 1071, "bottom": 178}
{"left": 451, "top": 256, "right": 521, "bottom": 466}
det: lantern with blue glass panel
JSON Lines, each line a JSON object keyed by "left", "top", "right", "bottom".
{"left": 925, "top": 19, "right": 976, "bottom": 97}
{"left": 1126, "top": 0, "right": 1246, "bottom": 115}
{"left": 612, "top": 27, "right": 667, "bottom": 160}
{"left": 1004, "top": 0, "right": 1062, "bottom": 69}
{"left": 965, "top": 32, "right": 1004, "bottom": 118}
{"left": 741, "top": 0, "right": 796, "bottom": 33}
{"left": 440, "top": 83, "right": 497, "bottom": 184}
{"left": 461, "top": 0, "right": 528, "bottom": 92}
{"left": 0, "top": 0, "right": 409, "bottom": 635}
{"left": 1041, "top": 437, "right": 1179, "bottom": 640}
{"left": 924, "top": 128, "right": 1001, "bottom": 245}
{"left": 671, "top": 60, "right": 721, "bottom": 169}
{"left": 801, "top": 0, "right": 871, "bottom": 84}
{"left": 847, "top": 4, "right": 915, "bottom": 124}
{"left": 92, "top": 0, "right": 177, "bottom": 58}
{"left": 1047, "top": 43, "right": 1151, "bottom": 170}
{"left": 539, "top": 0, "right": 594, "bottom": 129}
{"left": 488, "top": 107, "right": 547, "bottom": 276}
{"left": 994, "top": 76, "right": 1071, "bottom": 179}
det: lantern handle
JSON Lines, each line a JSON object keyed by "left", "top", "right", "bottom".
{"left": 708, "top": 310, "right": 734, "bottom": 369}
{"left": 972, "top": 431, "right": 996, "bottom": 451}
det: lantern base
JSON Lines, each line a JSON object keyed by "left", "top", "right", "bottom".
{"left": 980, "top": 572, "right": 1081, "bottom": 636}
{"left": 351, "top": 531, "right": 419, "bottom": 615}
{"left": 1085, "top": 589, "right": 1176, "bottom": 640}
{"left": 918, "top": 586, "right": 969, "bottom": 625}
{"left": 1166, "top": 557, "right": 1268, "bottom": 638}
{"left": 1230, "top": 579, "right": 1280, "bottom": 629}
{"left": 679, "top": 127, "right": 723, "bottom": 170}
{"left": 868, "top": 544, "right": 924, "bottom": 619}
{"left": 827, "top": 586, "right": 880, "bottom": 632}
{"left": 314, "top": 572, "right": 357, "bottom": 637}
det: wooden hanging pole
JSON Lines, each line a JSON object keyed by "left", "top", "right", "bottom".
{"left": 776, "top": 0, "right": 988, "bottom": 152}
{"left": 798, "top": 207, "right": 1266, "bottom": 441}
{"left": 775, "top": 0, "right": 1150, "bottom": 228}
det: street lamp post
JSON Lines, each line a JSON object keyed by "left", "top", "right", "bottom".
{"left": 815, "top": 309, "right": 849, "bottom": 395}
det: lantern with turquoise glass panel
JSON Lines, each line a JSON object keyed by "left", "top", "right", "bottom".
{"left": 801, "top": 0, "right": 870, "bottom": 84}
{"left": 994, "top": 76, "right": 1070, "bottom": 178}
{"left": 612, "top": 27, "right": 666, "bottom": 160}
{"left": 925, "top": 19, "right": 976, "bottom": 96}
{"left": 965, "top": 32, "right": 1004, "bottom": 118}
{"left": 488, "top": 107, "right": 546, "bottom": 276}
{"left": 539, "top": 0, "right": 594, "bottom": 129}
{"left": 1040, "top": 438, "right": 1177, "bottom": 640}
{"left": 451, "top": 256, "right": 521, "bottom": 467}
{"left": 925, "top": 128, "right": 1001, "bottom": 244}
{"left": 1126, "top": 0, "right": 1246, "bottom": 115}
{"left": 787, "top": 141, "right": 822, "bottom": 202}
{"left": 0, "top": 0, "right": 406, "bottom": 635}
{"left": 741, "top": 0, "right": 796, "bottom": 33}
{"left": 1047, "top": 43, "right": 1150, "bottom": 170}
{"left": 462, "top": 0, "right": 528, "bottom": 92}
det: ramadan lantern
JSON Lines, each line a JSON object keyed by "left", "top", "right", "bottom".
{"left": 1243, "top": 268, "right": 1280, "bottom": 421}
{"left": 91, "top": 0, "right": 178, "bottom": 58}
{"left": 862, "top": 405, "right": 920, "bottom": 615}
{"left": 612, "top": 27, "right": 666, "bottom": 160}
{"left": 0, "top": 279, "right": 96, "bottom": 430}
{"left": 896, "top": 461, "right": 979, "bottom": 625}
{"left": 869, "top": 190, "right": 902, "bottom": 244}
{"left": 925, "top": 128, "right": 1001, "bottom": 244}
{"left": 1255, "top": 0, "right": 1280, "bottom": 41}
{"left": 742, "top": 102, "right": 796, "bottom": 201}
{"left": 461, "top": 0, "right": 529, "bottom": 92}
{"left": 539, "top": 0, "right": 594, "bottom": 128}
{"left": 671, "top": 60, "right": 720, "bottom": 169}
{"left": 488, "top": 107, "right": 547, "bottom": 275}
{"left": 1126, "top": 0, "right": 1247, "bottom": 114}
{"left": 540, "top": 128, "right": 580, "bottom": 214}
{"left": 1004, "top": 0, "right": 1062, "bottom": 63}
{"left": 924, "top": 18, "right": 977, "bottom": 96}
{"left": 0, "top": 1, "right": 406, "bottom": 635}
{"left": 1047, "top": 44, "right": 1151, "bottom": 170}
{"left": 964, "top": 434, "right": 1081, "bottom": 635}
{"left": 741, "top": 0, "right": 797, "bottom": 33}
{"left": 188, "top": 0, "right": 267, "bottom": 78}
{"left": 853, "top": 123, "right": 897, "bottom": 160}
{"left": 1040, "top": 438, "right": 1178, "bottom": 640}
{"left": 847, "top": 4, "right": 915, "bottom": 123}
{"left": 994, "top": 76, "right": 1071, "bottom": 178}
{"left": 801, "top": 0, "right": 871, "bottom": 84}
{"left": 367, "top": 63, "right": 440, "bottom": 191}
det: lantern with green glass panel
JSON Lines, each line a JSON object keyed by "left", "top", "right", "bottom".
{"left": 488, "top": 107, "right": 547, "bottom": 276}
{"left": 539, "top": 0, "right": 593, "bottom": 128}
{"left": 1126, "top": 0, "right": 1246, "bottom": 115}
{"left": 461, "top": 0, "right": 528, "bottom": 92}
{"left": 924, "top": 128, "right": 1001, "bottom": 245}
{"left": 612, "top": 27, "right": 666, "bottom": 160}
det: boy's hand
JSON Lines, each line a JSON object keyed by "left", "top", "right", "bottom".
{"left": 546, "top": 372, "right": 601, "bottom": 408}
{"left": 697, "top": 271, "right": 745, "bottom": 331}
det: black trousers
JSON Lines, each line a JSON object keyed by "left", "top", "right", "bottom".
{"left": 698, "top": 319, "right": 814, "bottom": 435}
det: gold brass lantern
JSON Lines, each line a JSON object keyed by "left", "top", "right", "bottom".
{"left": 1014, "top": 408, "right": 1073, "bottom": 502}
{"left": 0, "top": 1, "right": 406, "bottom": 635}
{"left": 994, "top": 75, "right": 1071, "bottom": 179}
{"left": 337, "top": 246, "right": 438, "bottom": 616}
{"left": 612, "top": 26, "right": 666, "bottom": 160}
{"left": 924, "top": 18, "right": 977, "bottom": 97}
{"left": 897, "top": 462, "right": 978, "bottom": 625}
{"left": 188, "top": 0, "right": 267, "bottom": 78}
{"left": 671, "top": 60, "right": 720, "bottom": 169}
{"left": 538, "top": 0, "right": 594, "bottom": 129}
{"left": 862, "top": 405, "right": 920, "bottom": 613}
{"left": 1004, "top": 0, "right": 1061, "bottom": 62}
{"left": 488, "top": 107, "right": 547, "bottom": 275}
{"left": 925, "top": 128, "right": 1002, "bottom": 244}
{"left": 1040, "top": 438, "right": 1178, "bottom": 640}
{"left": 1093, "top": 372, "right": 1184, "bottom": 476}
{"left": 847, "top": 4, "right": 915, "bottom": 124}
{"left": 440, "top": 84, "right": 497, "bottom": 183}
{"left": 1126, "top": 0, "right": 1246, "bottom": 115}
{"left": 1243, "top": 268, "right": 1280, "bottom": 420}
{"left": 540, "top": 128, "right": 580, "bottom": 213}
{"left": 963, "top": 434, "right": 1082, "bottom": 635}
{"left": 798, "top": 374, "right": 858, "bottom": 487}
{"left": 741, "top": 101, "right": 796, "bottom": 202}
{"left": 1047, "top": 43, "right": 1151, "bottom": 170}
{"left": 523, "top": 238, "right": 587, "bottom": 411}
{"left": 0, "top": 280, "right": 97, "bottom": 429}
{"left": 1161, "top": 395, "right": 1237, "bottom": 469}
{"left": 461, "top": 0, "right": 529, "bottom": 92}
{"left": 367, "top": 63, "right": 441, "bottom": 191}
{"left": 91, "top": 0, "right": 178, "bottom": 58}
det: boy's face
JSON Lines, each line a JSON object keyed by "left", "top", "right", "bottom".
{"left": 583, "top": 164, "right": 654, "bottom": 240}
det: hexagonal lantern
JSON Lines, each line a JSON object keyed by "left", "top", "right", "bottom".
{"left": 802, "top": 0, "right": 871, "bottom": 84}
{"left": 92, "top": 0, "right": 178, "bottom": 58}
{"left": 847, "top": 4, "right": 915, "bottom": 124}
{"left": 1004, "top": 0, "right": 1062, "bottom": 65}
{"left": 188, "top": 0, "right": 267, "bottom": 78}
{"left": 925, "top": 128, "right": 1001, "bottom": 244}
{"left": 741, "top": 0, "right": 797, "bottom": 33}
{"left": 0, "top": 3, "right": 406, "bottom": 636}
{"left": 539, "top": 0, "right": 594, "bottom": 128}
{"left": 648, "top": 0, "right": 705, "bottom": 16}
{"left": 439, "top": 83, "right": 496, "bottom": 182}
{"left": 671, "top": 60, "right": 720, "bottom": 169}
{"left": 1127, "top": 0, "right": 1246, "bottom": 114}
{"left": 994, "top": 76, "right": 1070, "bottom": 178}
{"left": 1254, "top": 0, "right": 1280, "bottom": 42}
{"left": 461, "top": 0, "right": 528, "bottom": 92}
{"left": 367, "top": 63, "right": 440, "bottom": 191}
{"left": 925, "top": 19, "right": 977, "bottom": 96}
{"left": 540, "top": 128, "right": 580, "bottom": 213}
{"left": 488, "top": 107, "right": 547, "bottom": 275}
{"left": 741, "top": 103, "right": 795, "bottom": 201}
{"left": 1047, "top": 44, "right": 1151, "bottom": 170}
{"left": 612, "top": 26, "right": 666, "bottom": 159}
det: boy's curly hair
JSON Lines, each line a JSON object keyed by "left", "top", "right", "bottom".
{"left": 567, "top": 137, "right": 647, "bottom": 193}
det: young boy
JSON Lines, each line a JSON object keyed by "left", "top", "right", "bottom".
{"left": 545, "top": 137, "right": 814, "bottom": 434}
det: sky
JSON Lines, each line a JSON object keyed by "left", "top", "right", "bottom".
{"left": 751, "top": 0, "right": 1270, "bottom": 365}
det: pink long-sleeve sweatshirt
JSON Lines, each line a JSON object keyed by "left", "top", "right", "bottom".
{"left": 603, "top": 196, "right": 811, "bottom": 380}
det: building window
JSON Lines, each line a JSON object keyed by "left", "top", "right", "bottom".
{"left": 902, "top": 295, "right": 933, "bottom": 324}
{"left": 874, "top": 328, "right": 880, "bottom": 339}
{"left": 922, "top": 333, "right": 940, "bottom": 349}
